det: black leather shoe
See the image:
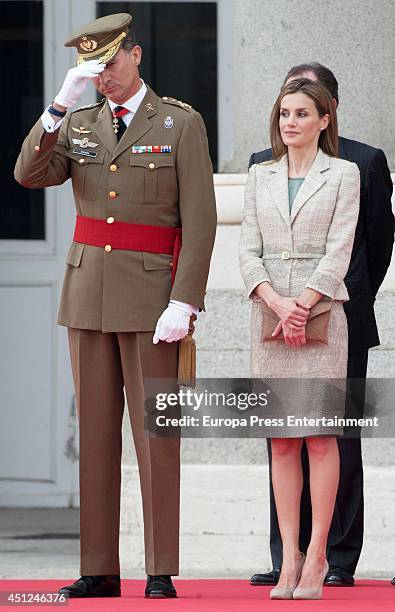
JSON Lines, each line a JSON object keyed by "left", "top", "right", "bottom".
{"left": 58, "top": 575, "right": 121, "bottom": 598}
{"left": 250, "top": 568, "right": 281, "bottom": 586}
{"left": 145, "top": 575, "right": 177, "bottom": 598}
{"left": 324, "top": 568, "right": 354, "bottom": 587}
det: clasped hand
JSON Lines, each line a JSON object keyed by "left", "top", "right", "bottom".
{"left": 270, "top": 296, "right": 310, "bottom": 347}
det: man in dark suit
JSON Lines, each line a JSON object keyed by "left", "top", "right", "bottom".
{"left": 249, "top": 63, "right": 394, "bottom": 587}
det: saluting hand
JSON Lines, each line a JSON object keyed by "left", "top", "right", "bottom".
{"left": 54, "top": 60, "right": 105, "bottom": 109}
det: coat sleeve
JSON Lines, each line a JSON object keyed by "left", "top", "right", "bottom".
{"left": 365, "top": 149, "right": 395, "bottom": 296}
{"left": 169, "top": 111, "right": 217, "bottom": 310}
{"left": 14, "top": 115, "right": 71, "bottom": 188}
{"left": 239, "top": 164, "right": 272, "bottom": 297}
{"left": 248, "top": 152, "right": 255, "bottom": 170}
{"left": 305, "top": 161, "right": 360, "bottom": 299}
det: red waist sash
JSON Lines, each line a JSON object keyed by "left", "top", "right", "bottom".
{"left": 73, "top": 215, "right": 182, "bottom": 284}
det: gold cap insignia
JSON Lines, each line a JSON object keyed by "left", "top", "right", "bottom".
{"left": 80, "top": 36, "right": 98, "bottom": 52}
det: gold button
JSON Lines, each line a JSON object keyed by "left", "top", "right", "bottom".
{"left": 149, "top": 162, "right": 155, "bottom": 170}
{"left": 104, "top": 244, "right": 112, "bottom": 253}
{"left": 79, "top": 158, "right": 85, "bottom": 164}
{"left": 110, "top": 164, "right": 117, "bottom": 172}
{"left": 169, "top": 261, "right": 174, "bottom": 268}
{"left": 107, "top": 216, "right": 115, "bottom": 224}
{"left": 109, "top": 191, "right": 117, "bottom": 199}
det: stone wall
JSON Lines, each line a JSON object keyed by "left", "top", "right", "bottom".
{"left": 227, "top": 0, "right": 394, "bottom": 172}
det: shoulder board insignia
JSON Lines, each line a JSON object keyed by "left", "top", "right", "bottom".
{"left": 162, "top": 96, "right": 193, "bottom": 112}
{"left": 72, "top": 98, "right": 106, "bottom": 114}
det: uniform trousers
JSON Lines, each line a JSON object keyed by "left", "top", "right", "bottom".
{"left": 68, "top": 328, "right": 180, "bottom": 576}
{"left": 267, "top": 350, "right": 368, "bottom": 575}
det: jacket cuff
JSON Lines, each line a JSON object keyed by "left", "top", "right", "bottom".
{"left": 41, "top": 108, "right": 65, "bottom": 133}
{"left": 245, "top": 273, "right": 271, "bottom": 299}
{"left": 169, "top": 300, "right": 199, "bottom": 316}
{"left": 305, "top": 270, "right": 341, "bottom": 300}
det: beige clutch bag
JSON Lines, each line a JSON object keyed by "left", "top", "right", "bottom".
{"left": 261, "top": 301, "right": 332, "bottom": 344}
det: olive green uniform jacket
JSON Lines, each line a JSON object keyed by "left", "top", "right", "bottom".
{"left": 15, "top": 87, "right": 217, "bottom": 331}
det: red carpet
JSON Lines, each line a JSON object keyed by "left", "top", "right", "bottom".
{"left": 0, "top": 580, "right": 394, "bottom": 611}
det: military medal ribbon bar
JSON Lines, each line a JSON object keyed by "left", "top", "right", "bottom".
{"left": 131, "top": 145, "right": 172, "bottom": 154}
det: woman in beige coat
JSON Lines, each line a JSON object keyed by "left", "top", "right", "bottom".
{"left": 239, "top": 79, "right": 359, "bottom": 600}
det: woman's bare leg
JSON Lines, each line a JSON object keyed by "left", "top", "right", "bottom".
{"left": 298, "top": 436, "right": 340, "bottom": 588}
{"left": 271, "top": 437, "right": 304, "bottom": 586}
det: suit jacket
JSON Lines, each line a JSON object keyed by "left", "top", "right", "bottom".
{"left": 15, "top": 87, "right": 217, "bottom": 332}
{"left": 240, "top": 149, "right": 360, "bottom": 304}
{"left": 249, "top": 137, "right": 394, "bottom": 351}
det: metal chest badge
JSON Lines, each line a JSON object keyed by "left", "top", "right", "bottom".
{"left": 72, "top": 137, "right": 99, "bottom": 148}
{"left": 164, "top": 116, "right": 174, "bottom": 129}
{"left": 72, "top": 126, "right": 92, "bottom": 135}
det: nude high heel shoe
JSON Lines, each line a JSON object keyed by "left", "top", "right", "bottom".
{"left": 292, "top": 559, "right": 329, "bottom": 600}
{"left": 269, "top": 553, "right": 305, "bottom": 600}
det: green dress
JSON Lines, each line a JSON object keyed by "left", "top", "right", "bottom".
{"left": 288, "top": 177, "right": 305, "bottom": 213}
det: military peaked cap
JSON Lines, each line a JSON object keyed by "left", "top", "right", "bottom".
{"left": 65, "top": 13, "right": 133, "bottom": 65}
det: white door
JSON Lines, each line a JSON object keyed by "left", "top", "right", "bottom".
{"left": 0, "top": 0, "right": 227, "bottom": 506}
{"left": 0, "top": 0, "right": 95, "bottom": 507}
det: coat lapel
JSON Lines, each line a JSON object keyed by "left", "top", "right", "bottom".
{"left": 92, "top": 102, "right": 117, "bottom": 155}
{"left": 264, "top": 155, "right": 291, "bottom": 228}
{"left": 290, "top": 148, "right": 330, "bottom": 224}
{"left": 112, "top": 87, "right": 158, "bottom": 160}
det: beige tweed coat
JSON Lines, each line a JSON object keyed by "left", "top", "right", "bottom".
{"left": 239, "top": 149, "right": 360, "bottom": 435}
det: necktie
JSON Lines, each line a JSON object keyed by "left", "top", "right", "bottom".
{"left": 112, "top": 106, "right": 129, "bottom": 142}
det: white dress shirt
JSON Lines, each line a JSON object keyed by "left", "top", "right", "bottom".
{"left": 107, "top": 79, "right": 147, "bottom": 126}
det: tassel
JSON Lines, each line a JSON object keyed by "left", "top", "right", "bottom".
{"left": 178, "top": 315, "right": 197, "bottom": 388}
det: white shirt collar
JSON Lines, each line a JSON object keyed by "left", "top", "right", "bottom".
{"left": 108, "top": 79, "right": 147, "bottom": 115}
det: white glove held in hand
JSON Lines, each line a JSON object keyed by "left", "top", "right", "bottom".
{"left": 54, "top": 60, "right": 105, "bottom": 108}
{"left": 153, "top": 302, "right": 194, "bottom": 344}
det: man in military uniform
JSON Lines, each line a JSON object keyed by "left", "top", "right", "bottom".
{"left": 15, "top": 13, "right": 216, "bottom": 599}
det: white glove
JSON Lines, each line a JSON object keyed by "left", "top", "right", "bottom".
{"left": 54, "top": 60, "right": 105, "bottom": 108}
{"left": 153, "top": 301, "right": 197, "bottom": 344}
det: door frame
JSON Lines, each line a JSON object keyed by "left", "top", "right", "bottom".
{"left": 0, "top": 0, "right": 91, "bottom": 507}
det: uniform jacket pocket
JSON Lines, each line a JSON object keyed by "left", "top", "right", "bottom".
{"left": 130, "top": 154, "right": 176, "bottom": 203}
{"left": 66, "top": 150, "right": 105, "bottom": 201}
{"left": 66, "top": 242, "right": 85, "bottom": 267}
{"left": 142, "top": 252, "right": 172, "bottom": 270}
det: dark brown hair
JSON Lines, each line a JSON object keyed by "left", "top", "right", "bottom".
{"left": 269, "top": 78, "right": 338, "bottom": 160}
{"left": 122, "top": 29, "right": 138, "bottom": 51}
